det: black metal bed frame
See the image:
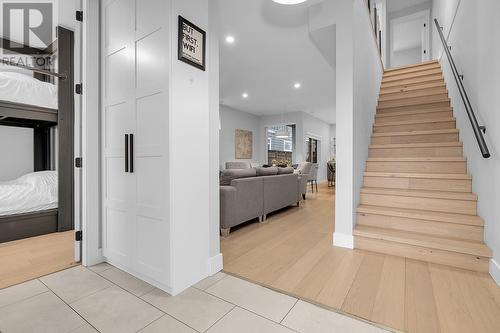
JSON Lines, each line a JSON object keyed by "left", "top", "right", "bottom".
{"left": 0, "top": 26, "right": 74, "bottom": 243}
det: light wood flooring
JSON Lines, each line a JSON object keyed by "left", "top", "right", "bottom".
{"left": 0, "top": 231, "right": 76, "bottom": 289}
{"left": 221, "top": 183, "right": 500, "bottom": 333}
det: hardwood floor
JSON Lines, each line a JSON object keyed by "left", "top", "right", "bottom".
{"left": 0, "top": 231, "right": 76, "bottom": 289}
{"left": 221, "top": 183, "right": 500, "bottom": 333}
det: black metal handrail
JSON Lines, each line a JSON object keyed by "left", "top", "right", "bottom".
{"left": 434, "top": 18, "right": 490, "bottom": 158}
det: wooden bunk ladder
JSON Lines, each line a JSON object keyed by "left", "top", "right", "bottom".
{"left": 353, "top": 60, "right": 492, "bottom": 272}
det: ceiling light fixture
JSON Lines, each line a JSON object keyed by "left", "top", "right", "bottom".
{"left": 225, "top": 35, "right": 235, "bottom": 44}
{"left": 242, "top": 93, "right": 249, "bottom": 99}
{"left": 294, "top": 82, "right": 301, "bottom": 89}
{"left": 273, "top": 0, "right": 308, "bottom": 5}
{"left": 276, "top": 125, "right": 290, "bottom": 139}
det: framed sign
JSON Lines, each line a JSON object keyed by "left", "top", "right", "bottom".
{"left": 178, "top": 16, "right": 206, "bottom": 71}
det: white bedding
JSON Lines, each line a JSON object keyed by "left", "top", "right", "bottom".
{"left": 0, "top": 71, "right": 58, "bottom": 109}
{"left": 0, "top": 171, "right": 58, "bottom": 217}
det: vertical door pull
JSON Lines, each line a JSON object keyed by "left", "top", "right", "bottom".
{"left": 125, "top": 134, "right": 129, "bottom": 173}
{"left": 129, "top": 134, "right": 134, "bottom": 173}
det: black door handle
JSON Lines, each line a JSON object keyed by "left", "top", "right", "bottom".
{"left": 129, "top": 133, "right": 134, "bottom": 173}
{"left": 125, "top": 134, "right": 129, "bottom": 173}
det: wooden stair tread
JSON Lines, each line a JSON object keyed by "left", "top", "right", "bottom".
{"left": 374, "top": 117, "right": 455, "bottom": 127}
{"left": 382, "top": 69, "right": 443, "bottom": 83}
{"left": 354, "top": 225, "right": 491, "bottom": 258}
{"left": 367, "top": 157, "right": 465, "bottom": 162}
{"left": 357, "top": 205, "right": 484, "bottom": 226}
{"left": 384, "top": 60, "right": 439, "bottom": 73}
{"left": 377, "top": 99, "right": 450, "bottom": 109}
{"left": 369, "top": 142, "right": 462, "bottom": 149}
{"left": 376, "top": 107, "right": 453, "bottom": 117}
{"left": 361, "top": 187, "right": 477, "bottom": 201}
{"left": 379, "top": 88, "right": 448, "bottom": 101}
{"left": 364, "top": 172, "right": 471, "bottom": 180}
{"left": 372, "top": 129, "right": 458, "bottom": 137}
{"left": 380, "top": 82, "right": 446, "bottom": 93}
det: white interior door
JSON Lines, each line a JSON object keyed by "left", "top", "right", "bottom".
{"left": 101, "top": 0, "right": 171, "bottom": 287}
{"left": 102, "top": 0, "right": 135, "bottom": 268}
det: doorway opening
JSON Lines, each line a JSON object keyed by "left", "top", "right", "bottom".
{"left": 217, "top": 0, "right": 336, "bottom": 308}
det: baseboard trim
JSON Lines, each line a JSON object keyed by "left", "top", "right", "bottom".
{"left": 333, "top": 232, "right": 354, "bottom": 249}
{"left": 208, "top": 253, "right": 223, "bottom": 275}
{"left": 490, "top": 259, "right": 500, "bottom": 287}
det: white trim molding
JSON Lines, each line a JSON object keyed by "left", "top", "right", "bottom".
{"left": 490, "top": 259, "right": 500, "bottom": 287}
{"left": 208, "top": 253, "right": 224, "bottom": 276}
{"left": 333, "top": 232, "right": 354, "bottom": 249}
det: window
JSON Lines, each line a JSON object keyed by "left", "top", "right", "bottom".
{"left": 266, "top": 125, "right": 295, "bottom": 165}
{"left": 306, "top": 137, "right": 319, "bottom": 164}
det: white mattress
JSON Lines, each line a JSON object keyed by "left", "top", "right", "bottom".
{"left": 0, "top": 171, "right": 58, "bottom": 217}
{"left": 0, "top": 71, "right": 58, "bottom": 109}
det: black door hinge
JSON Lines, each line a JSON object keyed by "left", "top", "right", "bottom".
{"left": 75, "top": 231, "right": 82, "bottom": 241}
{"left": 76, "top": 11, "right": 83, "bottom": 22}
{"left": 75, "top": 84, "right": 82, "bottom": 95}
{"left": 75, "top": 157, "right": 82, "bottom": 168}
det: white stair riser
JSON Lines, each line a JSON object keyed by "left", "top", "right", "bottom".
{"left": 360, "top": 193, "right": 477, "bottom": 215}
{"left": 364, "top": 176, "right": 471, "bottom": 192}
{"left": 357, "top": 213, "right": 483, "bottom": 241}
{"left": 354, "top": 237, "right": 489, "bottom": 272}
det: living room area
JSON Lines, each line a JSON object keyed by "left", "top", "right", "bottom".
{"left": 217, "top": 0, "right": 337, "bottom": 295}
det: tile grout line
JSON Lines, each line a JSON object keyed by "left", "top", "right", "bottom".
{"left": 201, "top": 304, "right": 237, "bottom": 333}
{"left": 202, "top": 284, "right": 301, "bottom": 330}
{"left": 93, "top": 267, "right": 202, "bottom": 333}
{"left": 37, "top": 278, "right": 102, "bottom": 333}
{"left": 280, "top": 298, "right": 299, "bottom": 324}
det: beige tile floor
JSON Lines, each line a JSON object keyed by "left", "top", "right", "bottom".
{"left": 0, "top": 264, "right": 392, "bottom": 333}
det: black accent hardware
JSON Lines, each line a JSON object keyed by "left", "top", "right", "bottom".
{"left": 76, "top": 11, "right": 83, "bottom": 22}
{"left": 459, "top": 74, "right": 464, "bottom": 80}
{"left": 129, "top": 134, "right": 134, "bottom": 173}
{"left": 480, "top": 126, "right": 486, "bottom": 134}
{"left": 75, "top": 230, "right": 82, "bottom": 241}
{"left": 434, "top": 19, "right": 490, "bottom": 158}
{"left": 125, "top": 134, "right": 129, "bottom": 172}
{"left": 75, "top": 157, "right": 82, "bottom": 168}
{"left": 75, "top": 84, "right": 82, "bottom": 95}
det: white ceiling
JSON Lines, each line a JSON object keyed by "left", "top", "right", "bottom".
{"left": 218, "top": 0, "right": 336, "bottom": 124}
{"left": 387, "top": 0, "right": 429, "bottom": 13}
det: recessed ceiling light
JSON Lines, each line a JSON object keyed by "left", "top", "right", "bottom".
{"left": 294, "top": 82, "right": 302, "bottom": 89}
{"left": 273, "top": 0, "right": 308, "bottom": 5}
{"left": 242, "top": 93, "right": 249, "bottom": 99}
{"left": 225, "top": 35, "right": 235, "bottom": 44}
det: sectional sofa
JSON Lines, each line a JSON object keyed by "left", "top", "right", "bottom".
{"left": 220, "top": 166, "right": 308, "bottom": 236}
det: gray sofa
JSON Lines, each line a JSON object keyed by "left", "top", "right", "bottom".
{"left": 220, "top": 167, "right": 307, "bottom": 236}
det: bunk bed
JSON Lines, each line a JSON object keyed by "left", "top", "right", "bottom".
{"left": 0, "top": 27, "right": 74, "bottom": 243}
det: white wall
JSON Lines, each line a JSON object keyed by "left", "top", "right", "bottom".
{"left": 431, "top": 0, "right": 500, "bottom": 286}
{"left": 0, "top": 126, "right": 33, "bottom": 181}
{"left": 333, "top": 0, "right": 383, "bottom": 249}
{"left": 219, "top": 105, "right": 263, "bottom": 168}
{"left": 219, "top": 107, "right": 334, "bottom": 181}
{"left": 392, "top": 46, "right": 421, "bottom": 67}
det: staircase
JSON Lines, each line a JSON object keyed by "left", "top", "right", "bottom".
{"left": 353, "top": 60, "right": 492, "bottom": 272}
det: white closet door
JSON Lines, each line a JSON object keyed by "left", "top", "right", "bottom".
{"left": 133, "top": 0, "right": 170, "bottom": 282}
{"left": 102, "top": 0, "right": 171, "bottom": 286}
{"left": 102, "top": 0, "right": 135, "bottom": 268}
